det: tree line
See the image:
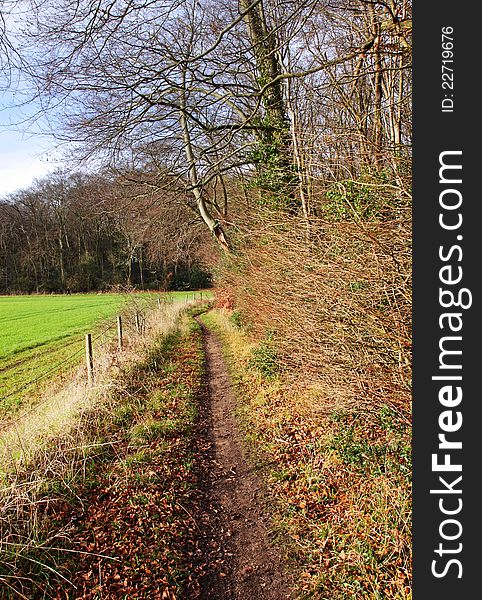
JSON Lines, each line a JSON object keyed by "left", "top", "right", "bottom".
{"left": 0, "top": 0, "right": 411, "bottom": 243}
{"left": 0, "top": 169, "right": 213, "bottom": 293}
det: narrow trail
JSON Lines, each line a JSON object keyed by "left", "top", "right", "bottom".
{"left": 195, "top": 316, "right": 291, "bottom": 600}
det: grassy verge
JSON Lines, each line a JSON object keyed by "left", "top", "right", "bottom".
{"left": 0, "top": 305, "right": 209, "bottom": 599}
{"left": 200, "top": 308, "right": 411, "bottom": 600}
{"left": 0, "top": 291, "right": 212, "bottom": 418}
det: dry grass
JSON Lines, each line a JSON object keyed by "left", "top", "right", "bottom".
{"left": 0, "top": 300, "right": 198, "bottom": 597}
{"left": 208, "top": 208, "right": 411, "bottom": 598}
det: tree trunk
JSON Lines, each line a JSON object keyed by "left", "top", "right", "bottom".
{"left": 239, "top": 0, "right": 296, "bottom": 206}
{"left": 179, "top": 74, "right": 230, "bottom": 251}
{"left": 58, "top": 233, "right": 65, "bottom": 287}
{"left": 139, "top": 246, "right": 144, "bottom": 288}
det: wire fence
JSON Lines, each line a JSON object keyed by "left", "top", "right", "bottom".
{"left": 0, "top": 292, "right": 208, "bottom": 430}
{"left": 0, "top": 309, "right": 152, "bottom": 411}
{"left": 0, "top": 312, "right": 158, "bottom": 439}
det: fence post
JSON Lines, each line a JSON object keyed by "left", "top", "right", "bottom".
{"left": 117, "top": 315, "right": 123, "bottom": 351}
{"left": 85, "top": 333, "right": 93, "bottom": 384}
{"left": 135, "top": 312, "right": 141, "bottom": 334}
{"left": 157, "top": 297, "right": 161, "bottom": 309}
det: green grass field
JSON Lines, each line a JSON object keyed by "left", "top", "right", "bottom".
{"left": 0, "top": 291, "right": 211, "bottom": 418}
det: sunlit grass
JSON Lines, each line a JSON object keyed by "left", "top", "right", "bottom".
{"left": 201, "top": 308, "right": 411, "bottom": 600}
{"left": 0, "top": 291, "right": 211, "bottom": 418}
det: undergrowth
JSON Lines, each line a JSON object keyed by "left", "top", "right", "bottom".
{"left": 200, "top": 309, "right": 411, "bottom": 600}
{"left": 0, "top": 306, "right": 208, "bottom": 599}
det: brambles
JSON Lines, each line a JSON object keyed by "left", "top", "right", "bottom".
{"left": 248, "top": 336, "right": 280, "bottom": 379}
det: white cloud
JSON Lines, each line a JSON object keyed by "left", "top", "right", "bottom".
{"left": 0, "top": 128, "right": 61, "bottom": 197}
{"left": 0, "top": 158, "right": 55, "bottom": 196}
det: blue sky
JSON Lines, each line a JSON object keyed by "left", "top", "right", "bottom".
{"left": 0, "top": 2, "right": 59, "bottom": 197}
{"left": 0, "top": 89, "right": 60, "bottom": 198}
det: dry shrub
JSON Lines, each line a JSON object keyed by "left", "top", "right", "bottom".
{"left": 0, "top": 301, "right": 191, "bottom": 596}
{"left": 213, "top": 288, "right": 235, "bottom": 311}
{"left": 220, "top": 211, "right": 411, "bottom": 414}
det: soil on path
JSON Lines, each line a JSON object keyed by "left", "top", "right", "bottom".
{"left": 195, "top": 317, "right": 292, "bottom": 600}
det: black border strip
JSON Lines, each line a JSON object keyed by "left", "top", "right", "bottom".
{"left": 413, "top": 2, "right": 479, "bottom": 597}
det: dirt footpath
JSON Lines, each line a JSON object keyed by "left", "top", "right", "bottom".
{"left": 195, "top": 317, "right": 291, "bottom": 600}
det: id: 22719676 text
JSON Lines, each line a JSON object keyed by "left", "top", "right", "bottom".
{"left": 441, "top": 26, "right": 454, "bottom": 113}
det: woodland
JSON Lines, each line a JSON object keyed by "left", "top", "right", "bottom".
{"left": 0, "top": 1, "right": 412, "bottom": 597}
{"left": 1, "top": 0, "right": 411, "bottom": 299}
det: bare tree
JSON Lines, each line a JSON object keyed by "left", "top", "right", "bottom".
{"left": 0, "top": 1, "right": 13, "bottom": 79}
{"left": 4, "top": 0, "right": 411, "bottom": 243}
{"left": 12, "top": 2, "right": 317, "bottom": 235}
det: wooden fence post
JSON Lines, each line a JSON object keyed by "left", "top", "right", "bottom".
{"left": 85, "top": 334, "right": 93, "bottom": 384}
{"left": 135, "top": 312, "right": 141, "bottom": 333}
{"left": 117, "top": 315, "right": 123, "bottom": 350}
{"left": 157, "top": 297, "right": 161, "bottom": 309}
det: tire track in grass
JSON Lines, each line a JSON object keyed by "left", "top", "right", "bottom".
{"left": 0, "top": 336, "right": 82, "bottom": 375}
